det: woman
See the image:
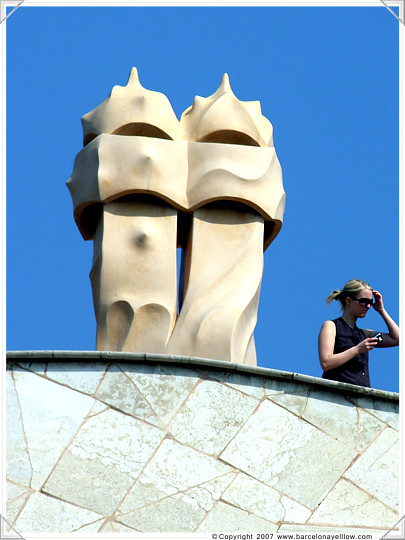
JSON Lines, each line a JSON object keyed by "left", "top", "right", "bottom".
{"left": 318, "top": 279, "right": 399, "bottom": 387}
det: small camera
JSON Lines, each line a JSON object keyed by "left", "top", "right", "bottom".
{"left": 374, "top": 332, "right": 383, "bottom": 343}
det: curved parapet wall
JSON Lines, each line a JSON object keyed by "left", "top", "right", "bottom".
{"left": 6, "top": 351, "right": 399, "bottom": 535}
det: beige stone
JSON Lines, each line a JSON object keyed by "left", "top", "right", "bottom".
{"left": 187, "top": 141, "right": 284, "bottom": 248}
{"left": 67, "top": 135, "right": 188, "bottom": 238}
{"left": 167, "top": 206, "right": 264, "bottom": 365}
{"left": 181, "top": 73, "right": 273, "bottom": 147}
{"left": 67, "top": 69, "right": 286, "bottom": 365}
{"left": 90, "top": 200, "right": 178, "bottom": 353}
{"left": 81, "top": 66, "right": 182, "bottom": 145}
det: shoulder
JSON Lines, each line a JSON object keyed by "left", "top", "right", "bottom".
{"left": 321, "top": 319, "right": 337, "bottom": 329}
{"left": 320, "top": 320, "right": 337, "bottom": 334}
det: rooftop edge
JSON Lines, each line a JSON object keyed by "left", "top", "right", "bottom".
{"left": 6, "top": 350, "right": 399, "bottom": 402}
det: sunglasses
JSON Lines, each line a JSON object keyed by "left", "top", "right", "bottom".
{"left": 351, "top": 297, "right": 374, "bottom": 307}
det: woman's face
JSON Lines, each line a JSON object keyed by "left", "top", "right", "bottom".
{"left": 347, "top": 288, "right": 373, "bottom": 318}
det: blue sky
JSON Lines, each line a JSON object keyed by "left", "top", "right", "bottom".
{"left": 4, "top": 2, "right": 401, "bottom": 392}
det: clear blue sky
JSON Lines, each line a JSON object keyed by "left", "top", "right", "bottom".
{"left": 5, "top": 3, "right": 401, "bottom": 392}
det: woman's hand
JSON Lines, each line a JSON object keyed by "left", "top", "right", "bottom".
{"left": 372, "top": 290, "right": 384, "bottom": 314}
{"left": 356, "top": 337, "right": 378, "bottom": 354}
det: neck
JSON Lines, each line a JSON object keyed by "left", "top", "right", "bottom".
{"left": 342, "top": 311, "right": 357, "bottom": 328}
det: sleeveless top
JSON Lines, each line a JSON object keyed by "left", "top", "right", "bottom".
{"left": 322, "top": 317, "right": 370, "bottom": 387}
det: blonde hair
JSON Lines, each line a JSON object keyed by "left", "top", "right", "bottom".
{"left": 326, "top": 279, "right": 372, "bottom": 309}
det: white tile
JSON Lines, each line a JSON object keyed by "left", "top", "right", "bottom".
{"left": 220, "top": 399, "right": 356, "bottom": 508}
{"left": 222, "top": 473, "right": 311, "bottom": 524}
{"left": 301, "top": 391, "right": 358, "bottom": 447}
{"left": 309, "top": 479, "right": 398, "bottom": 528}
{"left": 46, "top": 362, "right": 106, "bottom": 395}
{"left": 12, "top": 369, "right": 95, "bottom": 489}
{"left": 345, "top": 428, "right": 399, "bottom": 510}
{"left": 96, "top": 364, "right": 162, "bottom": 427}
{"left": 118, "top": 474, "right": 235, "bottom": 532}
{"left": 268, "top": 392, "right": 308, "bottom": 416}
{"left": 6, "top": 481, "right": 30, "bottom": 526}
{"left": 14, "top": 492, "right": 103, "bottom": 533}
{"left": 197, "top": 501, "right": 277, "bottom": 532}
{"left": 124, "top": 363, "right": 200, "bottom": 426}
{"left": 6, "top": 371, "right": 32, "bottom": 486}
{"left": 119, "top": 438, "right": 234, "bottom": 512}
{"left": 43, "top": 407, "right": 165, "bottom": 514}
{"left": 350, "top": 396, "right": 399, "bottom": 431}
{"left": 169, "top": 379, "right": 259, "bottom": 454}
{"left": 118, "top": 492, "right": 206, "bottom": 532}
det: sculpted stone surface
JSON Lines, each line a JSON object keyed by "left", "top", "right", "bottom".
{"left": 67, "top": 69, "right": 286, "bottom": 365}
{"left": 166, "top": 206, "right": 264, "bottom": 364}
{"left": 81, "top": 67, "right": 182, "bottom": 145}
{"left": 90, "top": 200, "right": 178, "bottom": 353}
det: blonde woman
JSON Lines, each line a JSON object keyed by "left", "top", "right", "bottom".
{"left": 318, "top": 279, "right": 399, "bottom": 387}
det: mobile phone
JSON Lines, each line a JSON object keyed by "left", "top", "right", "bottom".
{"left": 374, "top": 332, "right": 383, "bottom": 343}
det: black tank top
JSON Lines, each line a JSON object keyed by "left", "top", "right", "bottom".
{"left": 322, "top": 317, "right": 370, "bottom": 387}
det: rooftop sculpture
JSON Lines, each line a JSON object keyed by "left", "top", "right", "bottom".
{"left": 67, "top": 68, "right": 285, "bottom": 365}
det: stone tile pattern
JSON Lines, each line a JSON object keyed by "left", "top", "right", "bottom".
{"left": 6, "top": 359, "right": 399, "bottom": 534}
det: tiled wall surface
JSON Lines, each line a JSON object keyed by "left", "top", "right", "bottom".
{"left": 6, "top": 352, "right": 399, "bottom": 535}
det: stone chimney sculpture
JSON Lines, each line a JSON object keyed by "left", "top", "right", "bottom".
{"left": 67, "top": 68, "right": 285, "bottom": 366}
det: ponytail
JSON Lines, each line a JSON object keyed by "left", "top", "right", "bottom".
{"left": 326, "top": 289, "right": 341, "bottom": 305}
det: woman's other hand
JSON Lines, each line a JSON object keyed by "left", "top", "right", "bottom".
{"left": 372, "top": 290, "right": 384, "bottom": 313}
